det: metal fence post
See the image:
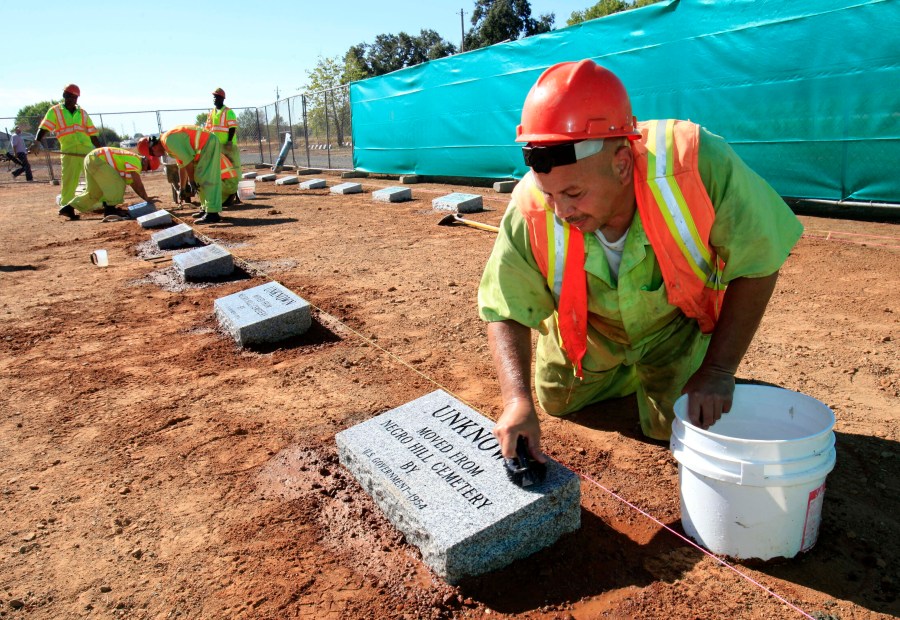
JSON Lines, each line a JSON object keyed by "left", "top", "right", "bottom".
{"left": 286, "top": 96, "right": 296, "bottom": 167}
{"left": 324, "top": 89, "right": 332, "bottom": 169}
{"left": 302, "top": 95, "right": 311, "bottom": 168}
{"left": 263, "top": 107, "right": 274, "bottom": 164}
{"left": 255, "top": 108, "right": 263, "bottom": 163}
{"left": 156, "top": 111, "right": 163, "bottom": 136}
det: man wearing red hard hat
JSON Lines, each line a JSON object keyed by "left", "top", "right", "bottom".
{"left": 478, "top": 60, "right": 804, "bottom": 462}
{"left": 58, "top": 146, "right": 158, "bottom": 221}
{"left": 32, "top": 84, "right": 103, "bottom": 213}
{"left": 205, "top": 88, "right": 243, "bottom": 206}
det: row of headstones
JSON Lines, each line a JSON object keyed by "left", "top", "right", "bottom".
{"left": 245, "top": 170, "right": 518, "bottom": 213}
{"left": 123, "top": 202, "right": 314, "bottom": 348}
{"left": 131, "top": 199, "right": 579, "bottom": 586}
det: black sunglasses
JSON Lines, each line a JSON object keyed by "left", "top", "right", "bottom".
{"left": 522, "top": 143, "right": 578, "bottom": 174}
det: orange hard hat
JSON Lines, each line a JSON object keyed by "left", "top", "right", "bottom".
{"left": 212, "top": 88, "right": 226, "bottom": 98}
{"left": 63, "top": 84, "right": 81, "bottom": 97}
{"left": 516, "top": 60, "right": 639, "bottom": 144}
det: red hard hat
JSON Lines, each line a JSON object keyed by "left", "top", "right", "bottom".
{"left": 63, "top": 84, "right": 81, "bottom": 97}
{"left": 212, "top": 88, "right": 226, "bottom": 98}
{"left": 516, "top": 60, "right": 639, "bottom": 144}
{"left": 147, "top": 156, "right": 160, "bottom": 171}
{"left": 137, "top": 136, "right": 151, "bottom": 157}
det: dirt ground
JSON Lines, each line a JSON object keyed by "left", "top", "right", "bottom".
{"left": 0, "top": 169, "right": 898, "bottom": 620}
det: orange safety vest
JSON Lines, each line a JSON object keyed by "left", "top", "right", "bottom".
{"left": 516, "top": 119, "right": 725, "bottom": 378}
{"left": 206, "top": 106, "right": 237, "bottom": 141}
{"left": 220, "top": 153, "right": 238, "bottom": 180}
{"left": 92, "top": 147, "right": 142, "bottom": 179}
{"left": 39, "top": 104, "right": 96, "bottom": 138}
{"left": 160, "top": 125, "right": 213, "bottom": 163}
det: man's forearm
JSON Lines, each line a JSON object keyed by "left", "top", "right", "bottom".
{"left": 701, "top": 271, "right": 780, "bottom": 374}
{"left": 487, "top": 320, "right": 534, "bottom": 405}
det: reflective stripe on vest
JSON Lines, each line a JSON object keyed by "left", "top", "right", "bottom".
{"left": 95, "top": 147, "right": 140, "bottom": 178}
{"left": 220, "top": 153, "right": 238, "bottom": 179}
{"left": 162, "top": 125, "right": 211, "bottom": 161}
{"left": 47, "top": 104, "right": 88, "bottom": 137}
{"left": 515, "top": 119, "right": 724, "bottom": 377}
{"left": 207, "top": 107, "right": 235, "bottom": 133}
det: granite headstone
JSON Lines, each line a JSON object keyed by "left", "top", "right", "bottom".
{"left": 173, "top": 244, "right": 234, "bottom": 281}
{"left": 432, "top": 193, "right": 483, "bottom": 214}
{"left": 299, "top": 179, "right": 327, "bottom": 190}
{"left": 275, "top": 175, "right": 299, "bottom": 185}
{"left": 372, "top": 186, "right": 412, "bottom": 203}
{"left": 127, "top": 202, "right": 156, "bottom": 219}
{"left": 331, "top": 182, "right": 363, "bottom": 195}
{"left": 151, "top": 223, "right": 196, "bottom": 250}
{"left": 257, "top": 173, "right": 277, "bottom": 182}
{"left": 214, "top": 281, "right": 312, "bottom": 346}
{"left": 136, "top": 210, "right": 173, "bottom": 229}
{"left": 336, "top": 390, "right": 581, "bottom": 584}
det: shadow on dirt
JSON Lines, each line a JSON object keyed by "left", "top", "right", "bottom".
{"left": 243, "top": 318, "right": 342, "bottom": 354}
{"left": 0, "top": 265, "right": 39, "bottom": 272}
{"left": 214, "top": 216, "right": 298, "bottom": 227}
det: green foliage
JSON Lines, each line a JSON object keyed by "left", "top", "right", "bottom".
{"left": 14, "top": 100, "right": 57, "bottom": 133}
{"left": 303, "top": 56, "right": 352, "bottom": 146}
{"left": 237, "top": 109, "right": 258, "bottom": 141}
{"left": 567, "top": 0, "right": 662, "bottom": 26}
{"left": 195, "top": 112, "right": 209, "bottom": 126}
{"left": 96, "top": 126, "right": 123, "bottom": 146}
{"left": 464, "top": 0, "right": 554, "bottom": 51}
{"left": 346, "top": 29, "right": 456, "bottom": 79}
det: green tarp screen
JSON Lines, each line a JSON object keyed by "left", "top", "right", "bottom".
{"left": 350, "top": 0, "right": 899, "bottom": 203}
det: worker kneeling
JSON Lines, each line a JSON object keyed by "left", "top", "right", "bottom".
{"left": 59, "top": 146, "right": 158, "bottom": 221}
{"left": 479, "top": 60, "right": 804, "bottom": 464}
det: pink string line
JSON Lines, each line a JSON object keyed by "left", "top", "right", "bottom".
{"left": 803, "top": 231, "right": 900, "bottom": 250}
{"left": 564, "top": 463, "right": 817, "bottom": 620}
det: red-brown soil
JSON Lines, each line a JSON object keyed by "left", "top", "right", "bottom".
{"left": 0, "top": 171, "right": 897, "bottom": 619}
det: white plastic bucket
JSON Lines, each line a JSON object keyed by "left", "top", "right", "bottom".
{"left": 237, "top": 179, "right": 256, "bottom": 200}
{"left": 670, "top": 385, "right": 836, "bottom": 560}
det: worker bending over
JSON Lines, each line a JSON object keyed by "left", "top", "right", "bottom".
{"left": 59, "top": 147, "right": 158, "bottom": 221}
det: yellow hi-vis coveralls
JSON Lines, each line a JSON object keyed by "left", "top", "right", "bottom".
{"left": 67, "top": 148, "right": 143, "bottom": 213}
{"left": 478, "top": 128, "right": 803, "bottom": 439}
{"left": 39, "top": 104, "right": 99, "bottom": 205}
{"left": 161, "top": 125, "right": 222, "bottom": 213}
{"left": 206, "top": 106, "right": 241, "bottom": 196}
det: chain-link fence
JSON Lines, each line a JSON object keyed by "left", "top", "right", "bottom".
{"left": 1, "top": 83, "right": 353, "bottom": 185}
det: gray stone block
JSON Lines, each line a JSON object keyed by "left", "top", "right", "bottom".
{"left": 172, "top": 244, "right": 234, "bottom": 281}
{"left": 372, "top": 186, "right": 412, "bottom": 203}
{"left": 336, "top": 390, "right": 581, "bottom": 584}
{"left": 432, "top": 193, "right": 484, "bottom": 214}
{"left": 257, "top": 173, "right": 277, "bottom": 182}
{"left": 137, "top": 210, "right": 173, "bottom": 229}
{"left": 242, "top": 172, "right": 258, "bottom": 179}
{"left": 151, "top": 223, "right": 196, "bottom": 250}
{"left": 399, "top": 175, "right": 420, "bottom": 184}
{"left": 341, "top": 171, "right": 368, "bottom": 179}
{"left": 298, "top": 168, "right": 322, "bottom": 175}
{"left": 214, "top": 281, "right": 311, "bottom": 346}
{"left": 493, "top": 180, "right": 517, "bottom": 193}
{"left": 299, "top": 178, "right": 327, "bottom": 190}
{"left": 331, "top": 182, "right": 362, "bottom": 195}
{"left": 275, "top": 175, "right": 299, "bottom": 185}
{"left": 127, "top": 202, "right": 156, "bottom": 219}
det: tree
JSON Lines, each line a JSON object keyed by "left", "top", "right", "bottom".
{"left": 304, "top": 55, "right": 351, "bottom": 146}
{"left": 464, "top": 0, "right": 554, "bottom": 51}
{"left": 96, "top": 126, "right": 123, "bottom": 146}
{"left": 237, "top": 109, "right": 259, "bottom": 141}
{"left": 567, "top": 0, "right": 662, "bottom": 26}
{"left": 195, "top": 112, "right": 209, "bottom": 126}
{"left": 14, "top": 100, "right": 57, "bottom": 134}
{"left": 345, "top": 29, "right": 456, "bottom": 79}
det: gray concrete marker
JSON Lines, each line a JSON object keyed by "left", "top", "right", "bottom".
{"left": 127, "top": 202, "right": 156, "bottom": 219}
{"left": 172, "top": 244, "right": 234, "bottom": 281}
{"left": 151, "top": 223, "right": 196, "bottom": 250}
{"left": 275, "top": 175, "right": 299, "bottom": 185}
{"left": 298, "top": 168, "right": 322, "bottom": 175}
{"left": 372, "top": 186, "right": 412, "bottom": 203}
{"left": 399, "top": 175, "right": 420, "bottom": 184}
{"left": 257, "top": 173, "right": 277, "bottom": 182}
{"left": 331, "top": 182, "right": 363, "bottom": 195}
{"left": 341, "top": 171, "right": 368, "bottom": 179}
{"left": 299, "top": 179, "right": 327, "bottom": 189}
{"left": 493, "top": 180, "right": 517, "bottom": 193}
{"left": 336, "top": 390, "right": 581, "bottom": 584}
{"left": 242, "top": 172, "right": 258, "bottom": 179}
{"left": 214, "top": 281, "right": 312, "bottom": 346}
{"left": 137, "top": 210, "right": 173, "bottom": 229}
{"left": 432, "top": 193, "right": 484, "bottom": 214}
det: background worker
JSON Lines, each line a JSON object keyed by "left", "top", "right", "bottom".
{"left": 140, "top": 125, "right": 222, "bottom": 224}
{"left": 478, "top": 60, "right": 804, "bottom": 462}
{"left": 205, "top": 88, "right": 242, "bottom": 206}
{"left": 31, "top": 84, "right": 103, "bottom": 208}
{"left": 59, "top": 146, "right": 158, "bottom": 221}
{"left": 9, "top": 127, "right": 33, "bottom": 181}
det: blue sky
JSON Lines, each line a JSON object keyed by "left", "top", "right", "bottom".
{"left": 1, "top": 0, "right": 596, "bottom": 121}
